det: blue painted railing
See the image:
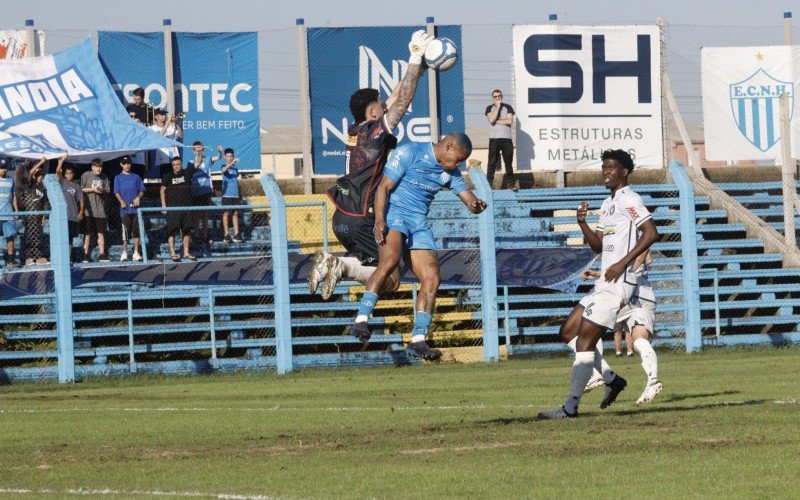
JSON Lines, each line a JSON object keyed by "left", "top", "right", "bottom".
{"left": 668, "top": 160, "right": 702, "bottom": 352}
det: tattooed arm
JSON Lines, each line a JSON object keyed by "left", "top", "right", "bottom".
{"left": 383, "top": 64, "right": 426, "bottom": 130}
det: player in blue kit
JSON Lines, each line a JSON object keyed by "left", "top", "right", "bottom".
{"left": 349, "top": 132, "right": 487, "bottom": 360}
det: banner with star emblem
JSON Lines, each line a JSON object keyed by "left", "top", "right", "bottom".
{"left": 701, "top": 46, "right": 800, "bottom": 160}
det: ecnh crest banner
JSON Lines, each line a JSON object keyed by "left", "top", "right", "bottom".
{"left": 702, "top": 45, "right": 800, "bottom": 160}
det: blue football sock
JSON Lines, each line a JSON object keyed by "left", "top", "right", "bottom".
{"left": 411, "top": 311, "right": 433, "bottom": 338}
{"left": 356, "top": 291, "right": 380, "bottom": 318}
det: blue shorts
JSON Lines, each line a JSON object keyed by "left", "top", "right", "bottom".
{"left": 385, "top": 208, "right": 436, "bottom": 251}
{"left": 0, "top": 219, "right": 16, "bottom": 239}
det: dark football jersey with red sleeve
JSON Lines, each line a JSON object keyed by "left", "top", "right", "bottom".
{"left": 326, "top": 116, "right": 397, "bottom": 217}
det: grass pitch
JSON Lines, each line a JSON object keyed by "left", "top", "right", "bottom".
{"left": 1, "top": 347, "right": 799, "bottom": 498}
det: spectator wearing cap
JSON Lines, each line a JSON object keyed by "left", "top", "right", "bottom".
{"left": 189, "top": 141, "right": 221, "bottom": 245}
{"left": 113, "top": 156, "right": 145, "bottom": 262}
{"left": 55, "top": 154, "right": 85, "bottom": 263}
{"left": 0, "top": 157, "right": 20, "bottom": 267}
{"left": 149, "top": 107, "right": 183, "bottom": 178}
{"left": 81, "top": 158, "right": 111, "bottom": 263}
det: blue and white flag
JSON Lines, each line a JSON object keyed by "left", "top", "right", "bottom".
{"left": 0, "top": 39, "right": 180, "bottom": 161}
{"left": 702, "top": 46, "right": 800, "bottom": 160}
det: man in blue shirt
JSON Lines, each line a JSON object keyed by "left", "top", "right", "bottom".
{"left": 113, "top": 156, "right": 146, "bottom": 261}
{"left": 350, "top": 133, "right": 487, "bottom": 360}
{"left": 220, "top": 148, "right": 244, "bottom": 243}
{"left": 190, "top": 141, "right": 221, "bottom": 245}
{"left": 0, "top": 157, "right": 19, "bottom": 267}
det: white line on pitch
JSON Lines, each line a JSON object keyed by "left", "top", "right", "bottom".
{"left": 0, "top": 487, "right": 272, "bottom": 499}
{"left": 0, "top": 403, "right": 551, "bottom": 414}
{"left": 0, "top": 399, "right": 796, "bottom": 415}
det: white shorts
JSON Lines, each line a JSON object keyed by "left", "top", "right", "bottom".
{"left": 615, "top": 281, "right": 656, "bottom": 334}
{"left": 578, "top": 280, "right": 635, "bottom": 330}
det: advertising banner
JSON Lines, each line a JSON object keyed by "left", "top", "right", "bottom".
{"left": 702, "top": 45, "right": 800, "bottom": 160}
{"left": 0, "top": 39, "right": 179, "bottom": 160}
{"left": 307, "top": 25, "right": 465, "bottom": 175}
{"left": 99, "top": 31, "right": 261, "bottom": 172}
{"left": 513, "top": 25, "right": 663, "bottom": 170}
{"left": 0, "top": 29, "right": 44, "bottom": 60}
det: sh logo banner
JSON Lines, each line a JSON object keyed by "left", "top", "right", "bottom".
{"left": 512, "top": 25, "right": 663, "bottom": 171}
{"left": 307, "top": 25, "right": 464, "bottom": 175}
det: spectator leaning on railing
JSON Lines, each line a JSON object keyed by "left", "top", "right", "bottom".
{"left": 55, "top": 154, "right": 85, "bottom": 264}
{"left": 81, "top": 158, "right": 111, "bottom": 263}
{"left": 114, "top": 156, "right": 145, "bottom": 262}
{"left": 220, "top": 148, "right": 244, "bottom": 244}
{"left": 0, "top": 157, "right": 20, "bottom": 267}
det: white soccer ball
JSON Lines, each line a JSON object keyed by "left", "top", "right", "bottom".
{"left": 424, "top": 37, "right": 458, "bottom": 71}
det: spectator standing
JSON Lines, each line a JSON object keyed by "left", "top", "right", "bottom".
{"left": 126, "top": 87, "right": 152, "bottom": 125}
{"left": 113, "top": 156, "right": 145, "bottom": 262}
{"left": 161, "top": 156, "right": 198, "bottom": 262}
{"left": 189, "top": 142, "right": 221, "bottom": 245}
{"left": 485, "top": 89, "right": 517, "bottom": 189}
{"left": 55, "top": 155, "right": 85, "bottom": 263}
{"left": 0, "top": 157, "right": 19, "bottom": 267}
{"left": 81, "top": 158, "right": 111, "bottom": 262}
{"left": 149, "top": 108, "right": 183, "bottom": 178}
{"left": 220, "top": 148, "right": 244, "bottom": 243}
{"left": 17, "top": 158, "right": 49, "bottom": 265}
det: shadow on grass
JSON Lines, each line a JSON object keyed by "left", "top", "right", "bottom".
{"left": 660, "top": 390, "right": 740, "bottom": 403}
{"left": 481, "top": 398, "right": 767, "bottom": 426}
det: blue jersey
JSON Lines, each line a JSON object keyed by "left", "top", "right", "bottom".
{"left": 0, "top": 175, "right": 14, "bottom": 221}
{"left": 383, "top": 143, "right": 468, "bottom": 216}
{"left": 113, "top": 173, "right": 145, "bottom": 216}
{"left": 190, "top": 157, "right": 215, "bottom": 196}
{"left": 222, "top": 165, "right": 240, "bottom": 198}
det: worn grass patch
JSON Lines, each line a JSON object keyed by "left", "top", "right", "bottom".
{"left": 1, "top": 347, "right": 799, "bottom": 498}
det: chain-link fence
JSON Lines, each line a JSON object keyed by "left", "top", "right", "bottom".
{"left": 0, "top": 165, "right": 59, "bottom": 382}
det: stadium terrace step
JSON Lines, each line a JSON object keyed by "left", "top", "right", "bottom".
{"left": 554, "top": 223, "right": 747, "bottom": 240}
{"left": 547, "top": 209, "right": 729, "bottom": 226}
{"left": 652, "top": 239, "right": 764, "bottom": 252}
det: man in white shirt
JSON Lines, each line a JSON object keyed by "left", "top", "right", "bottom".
{"left": 149, "top": 108, "right": 184, "bottom": 178}
{"left": 538, "top": 149, "right": 659, "bottom": 419}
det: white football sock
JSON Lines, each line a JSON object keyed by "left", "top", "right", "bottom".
{"left": 568, "top": 337, "right": 603, "bottom": 379}
{"left": 338, "top": 256, "right": 375, "bottom": 284}
{"left": 595, "top": 340, "right": 616, "bottom": 384}
{"left": 564, "top": 351, "right": 595, "bottom": 414}
{"left": 634, "top": 337, "right": 658, "bottom": 381}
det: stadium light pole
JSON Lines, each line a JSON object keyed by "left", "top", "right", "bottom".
{"left": 163, "top": 20, "right": 176, "bottom": 120}
{"left": 426, "top": 17, "right": 440, "bottom": 142}
{"left": 297, "top": 18, "right": 314, "bottom": 195}
{"left": 25, "top": 19, "right": 37, "bottom": 57}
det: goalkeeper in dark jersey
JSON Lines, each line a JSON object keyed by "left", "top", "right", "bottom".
{"left": 307, "top": 30, "right": 432, "bottom": 300}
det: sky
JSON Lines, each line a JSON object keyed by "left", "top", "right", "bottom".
{"left": 1, "top": 0, "right": 796, "bottom": 31}
{"left": 2, "top": 0, "right": 796, "bottom": 128}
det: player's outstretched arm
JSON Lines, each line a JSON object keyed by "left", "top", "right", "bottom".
{"left": 457, "top": 190, "right": 487, "bottom": 214}
{"left": 604, "top": 219, "right": 659, "bottom": 282}
{"left": 384, "top": 31, "right": 431, "bottom": 130}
